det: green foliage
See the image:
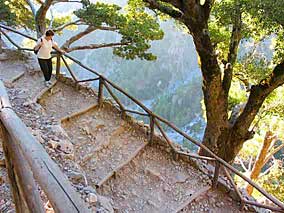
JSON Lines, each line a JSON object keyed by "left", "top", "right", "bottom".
{"left": 48, "top": 15, "right": 75, "bottom": 34}
{"left": 210, "top": 0, "right": 284, "bottom": 64}
{"left": 208, "top": 20, "right": 231, "bottom": 60}
{"left": 258, "top": 162, "right": 284, "bottom": 202}
{"left": 74, "top": 1, "right": 164, "bottom": 60}
{"left": 75, "top": 1, "right": 125, "bottom": 27}
{"left": 0, "top": 0, "right": 17, "bottom": 26}
{"left": 262, "top": 87, "right": 284, "bottom": 119}
{"left": 1, "top": 0, "right": 34, "bottom": 28}
{"left": 228, "top": 80, "right": 247, "bottom": 110}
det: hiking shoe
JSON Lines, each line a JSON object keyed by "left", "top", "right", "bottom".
{"left": 45, "top": 81, "right": 52, "bottom": 87}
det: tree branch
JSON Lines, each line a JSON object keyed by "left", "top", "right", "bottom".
{"left": 65, "top": 42, "right": 130, "bottom": 52}
{"left": 49, "top": 6, "right": 54, "bottom": 28}
{"left": 233, "top": 61, "right": 284, "bottom": 136}
{"left": 35, "top": 0, "right": 54, "bottom": 35}
{"left": 35, "top": 0, "right": 44, "bottom": 4}
{"left": 264, "top": 142, "right": 284, "bottom": 166}
{"left": 61, "top": 25, "right": 96, "bottom": 49}
{"left": 52, "top": 0, "right": 82, "bottom": 3}
{"left": 25, "top": 0, "right": 37, "bottom": 17}
{"left": 222, "top": 0, "right": 242, "bottom": 96}
{"left": 143, "top": 0, "right": 183, "bottom": 19}
{"left": 248, "top": 155, "right": 253, "bottom": 171}
{"left": 259, "top": 164, "right": 273, "bottom": 178}
{"left": 237, "top": 157, "right": 248, "bottom": 172}
{"left": 52, "top": 19, "right": 83, "bottom": 32}
{"left": 96, "top": 26, "right": 118, "bottom": 32}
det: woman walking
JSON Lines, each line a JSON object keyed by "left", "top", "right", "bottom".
{"left": 34, "top": 30, "right": 65, "bottom": 86}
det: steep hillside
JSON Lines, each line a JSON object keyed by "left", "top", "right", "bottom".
{"left": 0, "top": 49, "right": 247, "bottom": 212}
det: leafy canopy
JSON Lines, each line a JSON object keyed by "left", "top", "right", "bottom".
{"left": 2, "top": 0, "right": 164, "bottom": 60}
{"left": 74, "top": 0, "right": 164, "bottom": 60}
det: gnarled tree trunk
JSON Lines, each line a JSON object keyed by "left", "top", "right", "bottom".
{"left": 246, "top": 131, "right": 276, "bottom": 195}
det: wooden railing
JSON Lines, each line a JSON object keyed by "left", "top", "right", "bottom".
{"left": 0, "top": 81, "right": 90, "bottom": 212}
{"left": 1, "top": 24, "right": 283, "bottom": 212}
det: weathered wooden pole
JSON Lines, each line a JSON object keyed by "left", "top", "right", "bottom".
{"left": 212, "top": 162, "right": 220, "bottom": 189}
{"left": 0, "top": 108, "right": 90, "bottom": 213}
{"left": 56, "top": 53, "right": 61, "bottom": 78}
{"left": 148, "top": 115, "right": 154, "bottom": 143}
{"left": 0, "top": 125, "right": 28, "bottom": 212}
{"left": 98, "top": 77, "right": 104, "bottom": 107}
{"left": 61, "top": 56, "right": 78, "bottom": 82}
{"left": 6, "top": 129, "right": 45, "bottom": 213}
{"left": 103, "top": 81, "right": 126, "bottom": 117}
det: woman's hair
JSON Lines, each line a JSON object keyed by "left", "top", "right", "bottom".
{"left": 45, "top": 30, "right": 54, "bottom": 37}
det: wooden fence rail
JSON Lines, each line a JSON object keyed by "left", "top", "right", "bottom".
{"left": 1, "top": 23, "right": 284, "bottom": 212}
{"left": 0, "top": 81, "right": 90, "bottom": 212}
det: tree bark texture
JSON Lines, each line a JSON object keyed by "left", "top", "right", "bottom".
{"left": 246, "top": 131, "right": 276, "bottom": 195}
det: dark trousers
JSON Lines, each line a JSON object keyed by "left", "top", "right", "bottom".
{"left": 38, "top": 58, "right": 52, "bottom": 81}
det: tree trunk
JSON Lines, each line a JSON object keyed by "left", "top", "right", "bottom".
{"left": 185, "top": 22, "right": 229, "bottom": 157}
{"left": 246, "top": 131, "right": 275, "bottom": 195}
{"left": 35, "top": 1, "right": 53, "bottom": 37}
{"left": 143, "top": 0, "right": 284, "bottom": 164}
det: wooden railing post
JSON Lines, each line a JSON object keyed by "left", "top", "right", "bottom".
{"left": 56, "top": 53, "right": 61, "bottom": 78}
{"left": 0, "top": 125, "right": 28, "bottom": 212}
{"left": 212, "top": 162, "right": 220, "bottom": 188}
{"left": 98, "top": 77, "right": 104, "bottom": 107}
{"left": 6, "top": 130, "right": 45, "bottom": 212}
{"left": 149, "top": 115, "right": 154, "bottom": 143}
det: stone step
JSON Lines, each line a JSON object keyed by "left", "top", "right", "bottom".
{"left": 62, "top": 105, "right": 148, "bottom": 187}
{"left": 11, "top": 72, "right": 50, "bottom": 101}
{"left": 38, "top": 81, "right": 97, "bottom": 119}
{"left": 179, "top": 188, "right": 243, "bottom": 212}
{"left": 0, "top": 51, "right": 27, "bottom": 83}
{"left": 98, "top": 145, "right": 213, "bottom": 213}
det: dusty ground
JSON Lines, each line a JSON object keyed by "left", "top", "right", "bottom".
{"left": 0, "top": 49, "right": 251, "bottom": 212}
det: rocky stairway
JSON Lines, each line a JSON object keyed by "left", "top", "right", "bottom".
{"left": 0, "top": 50, "right": 245, "bottom": 212}
{"left": 38, "top": 81, "right": 97, "bottom": 119}
{"left": 61, "top": 104, "right": 148, "bottom": 187}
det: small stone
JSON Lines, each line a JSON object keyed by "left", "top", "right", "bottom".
{"left": 88, "top": 193, "right": 97, "bottom": 204}
{"left": 174, "top": 173, "right": 188, "bottom": 183}
{"left": 48, "top": 140, "right": 59, "bottom": 149}
{"left": 58, "top": 140, "right": 74, "bottom": 154}
{"left": 83, "top": 186, "right": 96, "bottom": 194}
{"left": 145, "top": 167, "right": 163, "bottom": 181}
{"left": 82, "top": 126, "right": 91, "bottom": 135}
{"left": 68, "top": 171, "right": 85, "bottom": 184}
{"left": 3, "top": 81, "right": 14, "bottom": 88}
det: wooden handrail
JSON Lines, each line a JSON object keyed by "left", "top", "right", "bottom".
{"left": 61, "top": 55, "right": 78, "bottom": 82}
{"left": 0, "top": 81, "right": 90, "bottom": 212}
{"left": 1, "top": 24, "right": 284, "bottom": 212}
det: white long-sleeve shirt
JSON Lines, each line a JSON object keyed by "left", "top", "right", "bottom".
{"left": 36, "top": 37, "right": 57, "bottom": 59}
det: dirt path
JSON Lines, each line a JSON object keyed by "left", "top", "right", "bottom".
{"left": 38, "top": 81, "right": 97, "bottom": 119}
{"left": 62, "top": 105, "right": 148, "bottom": 186}
{"left": 0, "top": 50, "right": 247, "bottom": 212}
